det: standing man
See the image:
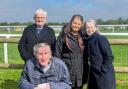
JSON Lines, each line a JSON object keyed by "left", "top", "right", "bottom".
{"left": 85, "top": 20, "right": 116, "bottom": 89}
{"left": 19, "top": 43, "right": 72, "bottom": 89}
{"left": 18, "top": 9, "right": 56, "bottom": 62}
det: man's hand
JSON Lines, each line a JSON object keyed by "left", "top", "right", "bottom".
{"left": 34, "top": 83, "right": 50, "bottom": 89}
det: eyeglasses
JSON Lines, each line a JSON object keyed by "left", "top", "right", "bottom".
{"left": 35, "top": 17, "right": 46, "bottom": 19}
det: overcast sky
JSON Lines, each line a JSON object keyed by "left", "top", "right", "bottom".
{"left": 0, "top": 0, "right": 127, "bottom": 22}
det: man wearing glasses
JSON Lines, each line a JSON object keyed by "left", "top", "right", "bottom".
{"left": 18, "top": 9, "right": 56, "bottom": 63}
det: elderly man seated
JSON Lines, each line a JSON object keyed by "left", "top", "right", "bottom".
{"left": 19, "top": 43, "right": 72, "bottom": 89}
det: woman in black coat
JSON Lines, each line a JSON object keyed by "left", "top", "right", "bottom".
{"left": 55, "top": 14, "right": 89, "bottom": 89}
{"left": 85, "top": 20, "right": 116, "bottom": 89}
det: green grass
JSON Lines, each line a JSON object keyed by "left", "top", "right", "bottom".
{"left": 0, "top": 29, "right": 23, "bottom": 34}
{"left": 0, "top": 41, "right": 128, "bottom": 89}
{"left": 0, "top": 69, "right": 22, "bottom": 89}
{"left": 99, "top": 29, "right": 128, "bottom": 33}
{"left": 106, "top": 36, "right": 128, "bottom": 39}
{"left": 0, "top": 43, "right": 24, "bottom": 64}
{"left": 111, "top": 45, "right": 128, "bottom": 67}
{"left": 116, "top": 73, "right": 128, "bottom": 89}
{"left": 83, "top": 73, "right": 128, "bottom": 89}
{"left": 0, "top": 29, "right": 128, "bottom": 89}
{"left": 1, "top": 43, "right": 128, "bottom": 67}
{"left": 0, "top": 69, "right": 127, "bottom": 89}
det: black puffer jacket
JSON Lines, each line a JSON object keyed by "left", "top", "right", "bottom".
{"left": 55, "top": 30, "right": 88, "bottom": 87}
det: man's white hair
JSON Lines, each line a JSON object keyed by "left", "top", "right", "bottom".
{"left": 34, "top": 9, "right": 47, "bottom": 17}
{"left": 33, "top": 43, "right": 52, "bottom": 56}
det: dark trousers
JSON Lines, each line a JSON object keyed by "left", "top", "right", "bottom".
{"left": 72, "top": 86, "right": 83, "bottom": 89}
{"left": 87, "top": 71, "right": 98, "bottom": 89}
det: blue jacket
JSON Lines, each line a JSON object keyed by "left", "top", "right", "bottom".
{"left": 19, "top": 57, "right": 72, "bottom": 89}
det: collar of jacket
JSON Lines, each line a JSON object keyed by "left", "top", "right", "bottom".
{"left": 34, "top": 24, "right": 48, "bottom": 29}
{"left": 35, "top": 57, "right": 56, "bottom": 75}
{"left": 87, "top": 32, "right": 98, "bottom": 40}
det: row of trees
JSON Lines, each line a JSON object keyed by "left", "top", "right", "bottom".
{"left": 96, "top": 17, "right": 128, "bottom": 25}
{"left": 0, "top": 17, "right": 128, "bottom": 26}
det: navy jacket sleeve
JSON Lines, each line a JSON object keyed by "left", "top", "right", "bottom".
{"left": 49, "top": 28, "right": 56, "bottom": 55}
{"left": 98, "top": 36, "right": 114, "bottom": 73}
{"left": 18, "top": 28, "right": 32, "bottom": 61}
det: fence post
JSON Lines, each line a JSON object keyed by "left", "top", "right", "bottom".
{"left": 3, "top": 36, "right": 10, "bottom": 63}
{"left": 7, "top": 26, "right": 11, "bottom": 34}
{"left": 112, "top": 27, "right": 115, "bottom": 32}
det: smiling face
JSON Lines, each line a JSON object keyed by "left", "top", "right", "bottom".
{"left": 71, "top": 17, "right": 82, "bottom": 33}
{"left": 34, "top": 12, "right": 47, "bottom": 28}
{"left": 86, "top": 21, "right": 97, "bottom": 36}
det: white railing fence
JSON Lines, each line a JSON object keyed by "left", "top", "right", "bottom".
{"left": 0, "top": 24, "right": 128, "bottom": 33}
{"left": 1, "top": 33, "right": 128, "bottom": 64}
{"left": 0, "top": 24, "right": 128, "bottom": 63}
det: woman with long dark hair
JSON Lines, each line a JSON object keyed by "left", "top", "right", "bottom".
{"left": 55, "top": 14, "right": 89, "bottom": 89}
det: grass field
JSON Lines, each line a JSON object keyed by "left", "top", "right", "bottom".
{"left": 0, "top": 69, "right": 127, "bottom": 89}
{"left": 0, "top": 39, "right": 128, "bottom": 89}
{"left": 0, "top": 29, "right": 128, "bottom": 89}
{"left": 1, "top": 43, "right": 128, "bottom": 67}
{"left": 0, "top": 69, "right": 22, "bottom": 89}
{"left": 99, "top": 29, "right": 128, "bottom": 33}
{"left": 0, "top": 29, "right": 128, "bottom": 65}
